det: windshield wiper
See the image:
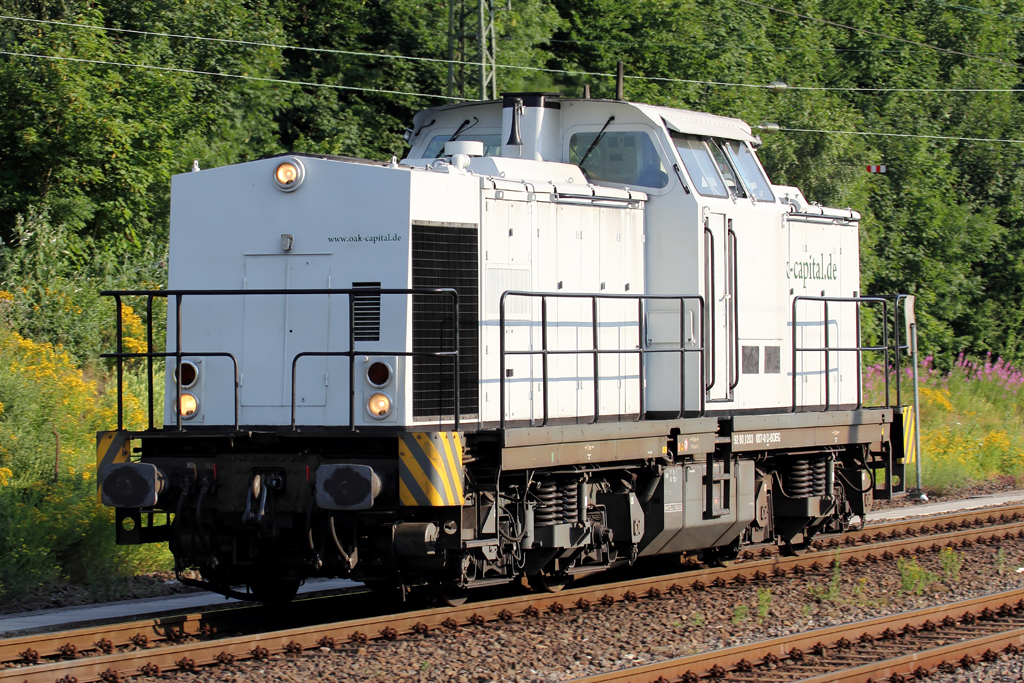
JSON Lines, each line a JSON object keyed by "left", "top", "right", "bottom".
{"left": 435, "top": 117, "right": 478, "bottom": 157}
{"left": 577, "top": 116, "right": 615, "bottom": 173}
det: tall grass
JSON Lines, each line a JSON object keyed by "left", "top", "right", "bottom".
{"left": 866, "top": 354, "right": 1024, "bottom": 494}
{"left": 0, "top": 323, "right": 171, "bottom": 602}
{"left": 0, "top": 210, "right": 171, "bottom": 605}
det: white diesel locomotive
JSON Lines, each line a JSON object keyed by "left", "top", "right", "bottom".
{"left": 97, "top": 93, "right": 914, "bottom": 603}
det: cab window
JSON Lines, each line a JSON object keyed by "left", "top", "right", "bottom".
{"left": 725, "top": 141, "right": 775, "bottom": 202}
{"left": 423, "top": 134, "right": 502, "bottom": 158}
{"left": 569, "top": 130, "right": 669, "bottom": 188}
{"left": 671, "top": 133, "right": 728, "bottom": 198}
{"left": 708, "top": 141, "right": 746, "bottom": 198}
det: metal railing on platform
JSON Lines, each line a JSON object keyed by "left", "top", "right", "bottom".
{"left": 791, "top": 293, "right": 912, "bottom": 412}
{"left": 100, "top": 288, "right": 461, "bottom": 431}
{"left": 498, "top": 291, "right": 706, "bottom": 428}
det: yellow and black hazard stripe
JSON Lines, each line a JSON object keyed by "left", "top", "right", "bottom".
{"left": 96, "top": 430, "right": 131, "bottom": 503}
{"left": 903, "top": 406, "right": 917, "bottom": 464}
{"left": 398, "top": 432, "right": 464, "bottom": 506}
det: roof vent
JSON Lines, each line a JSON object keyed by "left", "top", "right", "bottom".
{"left": 444, "top": 140, "right": 485, "bottom": 157}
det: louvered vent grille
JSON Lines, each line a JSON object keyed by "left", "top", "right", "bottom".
{"left": 412, "top": 223, "right": 479, "bottom": 419}
{"left": 352, "top": 282, "right": 381, "bottom": 342}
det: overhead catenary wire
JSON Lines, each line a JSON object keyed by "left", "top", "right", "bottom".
{"left": 0, "top": 49, "right": 468, "bottom": 100}
{"left": 549, "top": 36, "right": 1015, "bottom": 56}
{"left": 4, "top": 49, "right": 1024, "bottom": 144}
{"left": 4, "top": 48, "right": 1020, "bottom": 145}
{"left": 778, "top": 126, "right": 1024, "bottom": 144}
{"left": 2, "top": 14, "right": 1024, "bottom": 94}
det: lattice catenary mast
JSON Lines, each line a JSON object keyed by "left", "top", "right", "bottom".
{"left": 447, "top": 0, "right": 506, "bottom": 101}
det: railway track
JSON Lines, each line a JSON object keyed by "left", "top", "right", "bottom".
{"left": 3, "top": 502, "right": 1023, "bottom": 683}
{"left": 569, "top": 587, "right": 1024, "bottom": 683}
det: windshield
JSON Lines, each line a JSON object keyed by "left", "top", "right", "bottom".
{"left": 569, "top": 130, "right": 669, "bottom": 188}
{"left": 724, "top": 141, "right": 775, "bottom": 202}
{"left": 671, "top": 133, "right": 728, "bottom": 198}
{"left": 708, "top": 142, "right": 746, "bottom": 198}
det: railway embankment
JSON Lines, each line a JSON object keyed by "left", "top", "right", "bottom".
{"left": 111, "top": 514, "right": 1024, "bottom": 682}
{"left": 4, "top": 499, "right": 1024, "bottom": 682}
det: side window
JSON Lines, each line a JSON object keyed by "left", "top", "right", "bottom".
{"left": 671, "top": 133, "right": 728, "bottom": 198}
{"left": 569, "top": 130, "right": 669, "bottom": 188}
{"left": 423, "top": 134, "right": 502, "bottom": 158}
{"left": 725, "top": 141, "right": 775, "bottom": 202}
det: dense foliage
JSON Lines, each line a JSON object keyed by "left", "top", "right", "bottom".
{"left": 2, "top": 0, "right": 1023, "bottom": 360}
{"left": 3, "top": 0, "right": 1024, "bottom": 599}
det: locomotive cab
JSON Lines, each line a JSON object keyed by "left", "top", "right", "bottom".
{"left": 97, "top": 92, "right": 912, "bottom": 604}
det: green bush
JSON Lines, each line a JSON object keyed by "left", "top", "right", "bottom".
{"left": 0, "top": 321, "right": 171, "bottom": 602}
{"left": 0, "top": 209, "right": 171, "bottom": 604}
{"left": 0, "top": 206, "right": 166, "bottom": 369}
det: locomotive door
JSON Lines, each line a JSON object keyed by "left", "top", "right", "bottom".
{"left": 240, "top": 255, "right": 330, "bottom": 407}
{"left": 705, "top": 213, "right": 735, "bottom": 402}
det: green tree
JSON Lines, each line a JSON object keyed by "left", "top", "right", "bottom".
{"left": 0, "top": 0, "right": 284, "bottom": 247}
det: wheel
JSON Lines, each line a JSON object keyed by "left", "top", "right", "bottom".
{"left": 528, "top": 572, "right": 571, "bottom": 593}
{"left": 780, "top": 540, "right": 810, "bottom": 557}
{"left": 248, "top": 577, "right": 301, "bottom": 605}
{"left": 437, "top": 581, "right": 469, "bottom": 607}
{"left": 702, "top": 544, "right": 740, "bottom": 568}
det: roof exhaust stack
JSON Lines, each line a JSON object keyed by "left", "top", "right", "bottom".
{"left": 501, "top": 93, "right": 561, "bottom": 161}
{"left": 505, "top": 96, "right": 524, "bottom": 147}
{"left": 616, "top": 61, "right": 624, "bottom": 101}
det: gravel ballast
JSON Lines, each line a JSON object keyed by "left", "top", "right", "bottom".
{"left": 134, "top": 535, "right": 1024, "bottom": 682}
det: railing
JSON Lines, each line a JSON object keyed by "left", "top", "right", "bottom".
{"left": 100, "top": 288, "right": 461, "bottom": 431}
{"left": 791, "top": 294, "right": 912, "bottom": 413}
{"left": 498, "top": 291, "right": 706, "bottom": 428}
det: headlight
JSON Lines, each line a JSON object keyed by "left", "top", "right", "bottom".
{"left": 177, "top": 392, "right": 199, "bottom": 419}
{"left": 367, "top": 393, "right": 391, "bottom": 418}
{"left": 367, "top": 361, "right": 392, "bottom": 388}
{"left": 173, "top": 360, "right": 198, "bottom": 389}
{"left": 273, "top": 157, "right": 305, "bottom": 192}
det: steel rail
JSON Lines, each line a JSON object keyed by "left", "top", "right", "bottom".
{"left": 566, "top": 588, "right": 1024, "bottom": 683}
{"left": 3, "top": 518, "right": 1023, "bottom": 683}
{"left": 0, "top": 505, "right": 1019, "bottom": 671}
{"left": 821, "top": 503, "right": 1024, "bottom": 548}
{"left": 3, "top": 503, "right": 1017, "bottom": 667}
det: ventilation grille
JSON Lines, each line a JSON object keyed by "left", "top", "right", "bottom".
{"left": 352, "top": 282, "right": 381, "bottom": 342}
{"left": 412, "top": 224, "right": 479, "bottom": 419}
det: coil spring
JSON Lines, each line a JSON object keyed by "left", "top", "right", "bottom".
{"left": 558, "top": 479, "right": 578, "bottom": 525}
{"left": 812, "top": 459, "right": 827, "bottom": 498}
{"left": 781, "top": 457, "right": 829, "bottom": 498}
{"left": 533, "top": 478, "right": 580, "bottom": 526}
{"left": 533, "top": 480, "right": 559, "bottom": 527}
{"left": 783, "top": 458, "right": 813, "bottom": 498}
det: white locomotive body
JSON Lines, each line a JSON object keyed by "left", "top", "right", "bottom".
{"left": 97, "top": 93, "right": 911, "bottom": 602}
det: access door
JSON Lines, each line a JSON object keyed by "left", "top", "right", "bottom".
{"left": 705, "top": 213, "right": 735, "bottom": 402}
{"left": 241, "top": 255, "right": 331, "bottom": 407}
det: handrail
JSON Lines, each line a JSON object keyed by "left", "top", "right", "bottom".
{"left": 727, "top": 222, "right": 739, "bottom": 392}
{"left": 704, "top": 223, "right": 716, "bottom": 392}
{"left": 790, "top": 294, "right": 911, "bottom": 413}
{"left": 100, "top": 287, "right": 460, "bottom": 432}
{"left": 498, "top": 290, "right": 705, "bottom": 429}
